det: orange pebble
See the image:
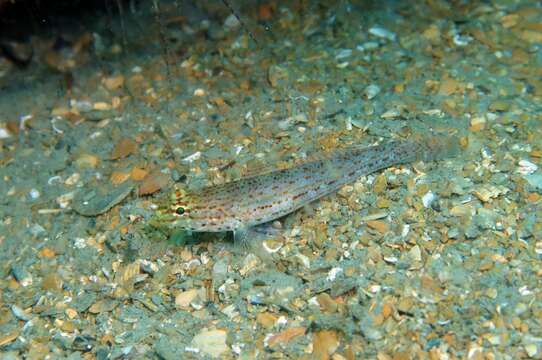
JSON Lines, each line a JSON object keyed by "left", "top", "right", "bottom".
{"left": 258, "top": 3, "right": 274, "bottom": 21}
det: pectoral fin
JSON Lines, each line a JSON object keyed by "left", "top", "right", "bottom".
{"left": 233, "top": 225, "right": 250, "bottom": 249}
{"left": 233, "top": 223, "right": 283, "bottom": 252}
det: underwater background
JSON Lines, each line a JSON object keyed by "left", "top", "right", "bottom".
{"left": 1, "top": 0, "right": 542, "bottom": 358}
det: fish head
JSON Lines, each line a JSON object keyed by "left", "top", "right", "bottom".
{"left": 149, "top": 186, "right": 225, "bottom": 232}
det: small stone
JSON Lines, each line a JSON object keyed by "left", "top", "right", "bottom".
{"left": 131, "top": 167, "right": 148, "bottom": 181}
{"left": 42, "top": 273, "right": 62, "bottom": 291}
{"left": 438, "top": 78, "right": 460, "bottom": 96}
{"left": 111, "top": 138, "right": 137, "bottom": 160}
{"left": 224, "top": 14, "right": 240, "bottom": 28}
{"left": 450, "top": 204, "right": 475, "bottom": 217}
{"left": 139, "top": 171, "right": 170, "bottom": 195}
{"left": 518, "top": 160, "right": 538, "bottom": 175}
{"left": 182, "top": 151, "right": 201, "bottom": 163}
{"left": 520, "top": 30, "right": 542, "bottom": 43}
{"left": 525, "top": 344, "right": 538, "bottom": 358}
{"left": 93, "top": 102, "right": 112, "bottom": 111}
{"left": 380, "top": 109, "right": 400, "bottom": 119}
{"left": 373, "top": 174, "right": 387, "bottom": 193}
{"left": 422, "top": 191, "right": 437, "bottom": 208}
{"left": 192, "top": 329, "right": 229, "bottom": 358}
{"left": 408, "top": 245, "right": 422, "bottom": 262}
{"left": 375, "top": 197, "right": 390, "bottom": 209}
{"left": 447, "top": 227, "right": 460, "bottom": 239}
{"left": 11, "top": 304, "right": 30, "bottom": 321}
{"left": 472, "top": 185, "right": 508, "bottom": 202}
{"left": 73, "top": 181, "right": 134, "bottom": 216}
{"left": 0, "top": 124, "right": 12, "bottom": 139}
{"left": 335, "top": 49, "right": 352, "bottom": 59}
{"left": 369, "top": 26, "right": 396, "bottom": 41}
{"left": 29, "top": 189, "right": 40, "bottom": 199}
{"left": 397, "top": 296, "right": 414, "bottom": 312}
{"left": 256, "top": 312, "right": 277, "bottom": 329}
{"left": 500, "top": 14, "right": 519, "bottom": 28}
{"left": 268, "top": 64, "right": 289, "bottom": 88}
{"left": 103, "top": 75, "right": 125, "bottom": 91}
{"left": 0, "top": 330, "right": 19, "bottom": 347}
{"left": 110, "top": 171, "right": 131, "bottom": 185}
{"left": 465, "top": 223, "right": 480, "bottom": 239}
{"left": 38, "top": 247, "right": 55, "bottom": 258}
{"left": 266, "top": 327, "right": 306, "bottom": 349}
{"left": 485, "top": 288, "right": 498, "bottom": 299}
{"left": 175, "top": 289, "right": 198, "bottom": 309}
{"left": 469, "top": 116, "right": 486, "bottom": 132}
{"left": 423, "top": 24, "right": 441, "bottom": 42}
{"left": 65, "top": 173, "right": 81, "bottom": 186}
{"left": 193, "top": 88, "right": 206, "bottom": 97}
{"left": 88, "top": 299, "right": 119, "bottom": 314}
{"left": 382, "top": 303, "right": 393, "bottom": 319}
{"left": 316, "top": 293, "right": 338, "bottom": 313}
{"left": 365, "top": 84, "right": 381, "bottom": 100}
{"left": 11, "top": 264, "right": 32, "bottom": 287}
{"left": 366, "top": 220, "right": 389, "bottom": 233}
{"left": 525, "top": 172, "right": 542, "bottom": 191}
{"left": 239, "top": 253, "right": 259, "bottom": 276}
{"left": 488, "top": 100, "right": 510, "bottom": 112}
{"left": 65, "top": 308, "right": 78, "bottom": 319}
{"left": 76, "top": 154, "right": 99, "bottom": 168}
{"left": 313, "top": 330, "right": 340, "bottom": 360}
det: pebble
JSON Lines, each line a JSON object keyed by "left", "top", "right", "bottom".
{"left": 224, "top": 14, "right": 240, "bottom": 29}
{"left": 257, "top": 312, "right": 278, "bottom": 329}
{"left": 357, "top": 41, "right": 380, "bottom": 51}
{"left": 313, "top": 330, "right": 340, "bottom": 359}
{"left": 421, "top": 191, "right": 437, "bottom": 208}
{"left": 335, "top": 49, "right": 352, "bottom": 59}
{"left": 11, "top": 264, "right": 32, "bottom": 287}
{"left": 366, "top": 220, "right": 389, "bottom": 233}
{"left": 11, "top": 304, "right": 30, "bottom": 321}
{"left": 28, "top": 188, "right": 40, "bottom": 200}
{"left": 267, "top": 64, "right": 289, "bottom": 88}
{"left": 524, "top": 343, "right": 538, "bottom": 358}
{"left": 72, "top": 181, "right": 134, "bottom": 216}
{"left": 103, "top": 75, "right": 125, "bottom": 91}
{"left": 450, "top": 203, "right": 475, "bottom": 217}
{"left": 518, "top": 160, "right": 538, "bottom": 175}
{"left": 368, "top": 26, "right": 397, "bottom": 41}
{"left": 365, "top": 84, "right": 381, "bottom": 100}
{"left": 139, "top": 171, "right": 170, "bottom": 195}
{"left": 193, "top": 88, "right": 206, "bottom": 97}
{"left": 472, "top": 185, "right": 508, "bottom": 202}
{"left": 525, "top": 172, "right": 542, "bottom": 191}
{"left": 0, "top": 332, "right": 19, "bottom": 348}
{"left": 447, "top": 227, "right": 460, "bottom": 239}
{"left": 380, "top": 109, "right": 400, "bottom": 119}
{"left": 191, "top": 329, "right": 229, "bottom": 358}
{"left": 266, "top": 327, "right": 306, "bottom": 349}
{"left": 175, "top": 289, "right": 199, "bottom": 309}
{"left": 111, "top": 138, "right": 137, "bottom": 160}
{"left": 0, "top": 125, "right": 12, "bottom": 139}
{"left": 76, "top": 153, "right": 99, "bottom": 168}
{"left": 470, "top": 116, "right": 486, "bottom": 132}
{"left": 64, "top": 173, "right": 81, "bottom": 186}
{"left": 182, "top": 151, "right": 202, "bottom": 163}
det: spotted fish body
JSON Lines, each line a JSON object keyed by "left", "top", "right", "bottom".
{"left": 154, "top": 135, "right": 458, "bottom": 242}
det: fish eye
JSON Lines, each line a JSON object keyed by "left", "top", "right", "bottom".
{"left": 175, "top": 207, "right": 186, "bottom": 215}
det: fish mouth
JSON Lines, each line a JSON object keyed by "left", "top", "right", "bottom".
{"left": 148, "top": 207, "right": 177, "bottom": 228}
